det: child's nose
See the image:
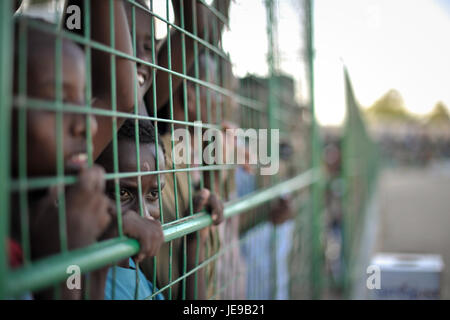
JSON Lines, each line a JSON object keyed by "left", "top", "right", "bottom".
{"left": 149, "top": 208, "right": 160, "bottom": 221}
{"left": 143, "top": 201, "right": 160, "bottom": 221}
{"left": 71, "top": 114, "right": 87, "bottom": 137}
{"left": 71, "top": 114, "right": 98, "bottom": 138}
{"left": 89, "top": 115, "right": 98, "bottom": 137}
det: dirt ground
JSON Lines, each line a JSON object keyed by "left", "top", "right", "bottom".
{"left": 375, "top": 162, "right": 450, "bottom": 299}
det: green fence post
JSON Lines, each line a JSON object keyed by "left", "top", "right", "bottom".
{"left": 264, "top": 0, "right": 282, "bottom": 300}
{"left": 341, "top": 67, "right": 379, "bottom": 298}
{"left": 341, "top": 74, "right": 350, "bottom": 296}
{"left": 306, "top": 0, "right": 323, "bottom": 300}
{"left": 0, "top": 0, "right": 13, "bottom": 300}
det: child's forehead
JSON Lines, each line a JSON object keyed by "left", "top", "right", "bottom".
{"left": 26, "top": 41, "right": 84, "bottom": 87}
{"left": 26, "top": 29, "right": 83, "bottom": 60}
{"left": 118, "top": 139, "right": 157, "bottom": 161}
{"left": 119, "top": 147, "right": 162, "bottom": 175}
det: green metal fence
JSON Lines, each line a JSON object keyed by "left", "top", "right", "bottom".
{"left": 0, "top": 0, "right": 377, "bottom": 300}
{"left": 340, "top": 68, "right": 379, "bottom": 298}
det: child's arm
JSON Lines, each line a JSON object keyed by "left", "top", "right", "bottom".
{"left": 64, "top": 0, "right": 135, "bottom": 159}
{"left": 185, "top": 189, "right": 224, "bottom": 299}
{"left": 30, "top": 166, "right": 113, "bottom": 299}
{"left": 90, "top": 0, "right": 135, "bottom": 159}
{"left": 147, "top": 0, "right": 231, "bottom": 112}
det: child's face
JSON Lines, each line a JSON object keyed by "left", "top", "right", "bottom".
{"left": 126, "top": 5, "right": 155, "bottom": 100}
{"left": 17, "top": 40, "right": 97, "bottom": 176}
{"left": 100, "top": 140, "right": 166, "bottom": 220}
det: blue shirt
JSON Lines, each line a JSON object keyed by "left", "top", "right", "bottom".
{"left": 104, "top": 258, "right": 164, "bottom": 300}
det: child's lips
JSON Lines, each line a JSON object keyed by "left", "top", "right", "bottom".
{"left": 65, "top": 153, "right": 88, "bottom": 171}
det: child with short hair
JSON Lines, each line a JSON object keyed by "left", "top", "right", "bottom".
{"left": 10, "top": 19, "right": 112, "bottom": 299}
{"left": 9, "top": 0, "right": 155, "bottom": 299}
{"left": 96, "top": 117, "right": 224, "bottom": 300}
{"left": 96, "top": 119, "right": 166, "bottom": 300}
{"left": 118, "top": 0, "right": 229, "bottom": 300}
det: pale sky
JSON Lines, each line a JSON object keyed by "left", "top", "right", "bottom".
{"left": 314, "top": 0, "right": 450, "bottom": 125}
{"left": 22, "top": 0, "right": 450, "bottom": 127}
{"left": 222, "top": 0, "right": 309, "bottom": 108}
{"left": 221, "top": 0, "right": 450, "bottom": 126}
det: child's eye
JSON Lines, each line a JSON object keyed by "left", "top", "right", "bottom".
{"left": 144, "top": 43, "right": 152, "bottom": 51}
{"left": 146, "top": 190, "right": 159, "bottom": 201}
{"left": 119, "top": 189, "right": 133, "bottom": 203}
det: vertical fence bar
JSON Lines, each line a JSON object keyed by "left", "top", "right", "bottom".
{"left": 108, "top": 0, "right": 119, "bottom": 301}
{"left": 0, "top": 0, "right": 13, "bottom": 300}
{"left": 148, "top": 0, "right": 162, "bottom": 297}
{"left": 55, "top": 28, "right": 67, "bottom": 258}
{"left": 306, "top": 0, "right": 323, "bottom": 299}
{"left": 264, "top": 0, "right": 277, "bottom": 300}
{"left": 191, "top": 0, "right": 201, "bottom": 300}
{"left": 130, "top": 2, "right": 142, "bottom": 300}
{"left": 131, "top": 4, "right": 144, "bottom": 219}
{"left": 109, "top": 0, "right": 123, "bottom": 239}
{"left": 343, "top": 68, "right": 355, "bottom": 298}
{"left": 178, "top": 0, "right": 192, "bottom": 301}
{"left": 212, "top": 6, "right": 221, "bottom": 297}
{"left": 165, "top": 0, "right": 177, "bottom": 300}
{"left": 84, "top": 0, "right": 94, "bottom": 168}
{"left": 18, "top": 19, "right": 31, "bottom": 267}
{"left": 83, "top": 0, "right": 92, "bottom": 299}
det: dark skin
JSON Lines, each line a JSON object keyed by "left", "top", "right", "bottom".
{"left": 122, "top": 0, "right": 229, "bottom": 231}
{"left": 12, "top": 36, "right": 95, "bottom": 177}
{"left": 9, "top": 0, "right": 133, "bottom": 299}
{"left": 30, "top": 167, "right": 113, "bottom": 300}
{"left": 97, "top": 138, "right": 223, "bottom": 299}
{"left": 63, "top": 0, "right": 229, "bottom": 156}
{"left": 122, "top": 2, "right": 229, "bottom": 224}
{"left": 124, "top": 2, "right": 153, "bottom": 105}
{"left": 122, "top": 1, "right": 228, "bottom": 299}
{"left": 142, "top": 0, "right": 231, "bottom": 114}
{"left": 11, "top": 35, "right": 116, "bottom": 299}
{"left": 63, "top": 0, "right": 135, "bottom": 159}
{"left": 60, "top": 0, "right": 229, "bottom": 159}
{"left": 96, "top": 140, "right": 166, "bottom": 265}
{"left": 11, "top": 0, "right": 225, "bottom": 299}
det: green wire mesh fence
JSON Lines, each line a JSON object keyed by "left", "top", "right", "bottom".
{"left": 0, "top": 0, "right": 377, "bottom": 300}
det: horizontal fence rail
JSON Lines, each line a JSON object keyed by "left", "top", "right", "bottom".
{"left": 6, "top": 169, "right": 320, "bottom": 298}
